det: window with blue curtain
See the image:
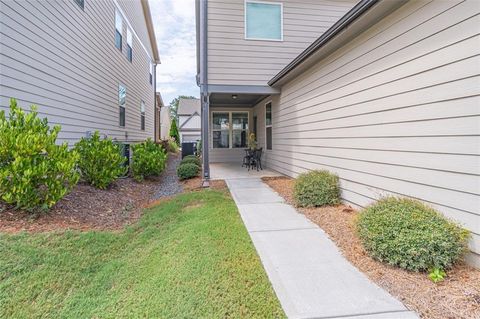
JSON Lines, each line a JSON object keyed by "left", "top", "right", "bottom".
{"left": 245, "top": 1, "right": 282, "bottom": 40}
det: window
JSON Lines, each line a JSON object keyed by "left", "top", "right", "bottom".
{"left": 140, "top": 101, "right": 145, "bottom": 131}
{"left": 119, "top": 84, "right": 126, "bottom": 127}
{"left": 232, "top": 112, "right": 248, "bottom": 148}
{"left": 126, "top": 28, "right": 133, "bottom": 61}
{"left": 212, "top": 111, "right": 249, "bottom": 149}
{"left": 115, "top": 10, "right": 122, "bottom": 51}
{"left": 245, "top": 1, "right": 282, "bottom": 41}
{"left": 265, "top": 102, "right": 272, "bottom": 150}
{"left": 149, "top": 62, "right": 153, "bottom": 84}
{"left": 212, "top": 112, "right": 229, "bottom": 148}
{"left": 74, "top": 0, "right": 84, "bottom": 9}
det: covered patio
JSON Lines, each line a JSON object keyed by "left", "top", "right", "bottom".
{"left": 210, "top": 162, "right": 282, "bottom": 180}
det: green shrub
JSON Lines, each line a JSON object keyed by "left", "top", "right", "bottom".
{"left": 357, "top": 197, "right": 470, "bottom": 272}
{"left": 181, "top": 157, "right": 201, "bottom": 167}
{"left": 167, "top": 137, "right": 179, "bottom": 153}
{"left": 74, "top": 131, "right": 126, "bottom": 189}
{"left": 0, "top": 99, "right": 79, "bottom": 211}
{"left": 169, "top": 120, "right": 180, "bottom": 146}
{"left": 293, "top": 170, "right": 340, "bottom": 207}
{"left": 131, "top": 139, "right": 167, "bottom": 181}
{"left": 177, "top": 163, "right": 199, "bottom": 180}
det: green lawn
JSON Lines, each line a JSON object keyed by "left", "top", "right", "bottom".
{"left": 0, "top": 189, "right": 284, "bottom": 318}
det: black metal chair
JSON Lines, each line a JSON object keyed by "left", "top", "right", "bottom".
{"left": 242, "top": 148, "right": 254, "bottom": 168}
{"left": 248, "top": 148, "right": 263, "bottom": 171}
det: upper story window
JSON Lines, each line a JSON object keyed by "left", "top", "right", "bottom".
{"left": 140, "top": 101, "right": 145, "bottom": 131}
{"left": 126, "top": 28, "right": 133, "bottom": 62}
{"left": 245, "top": 1, "right": 283, "bottom": 41}
{"left": 115, "top": 10, "right": 123, "bottom": 51}
{"left": 119, "top": 84, "right": 126, "bottom": 127}
{"left": 149, "top": 62, "right": 153, "bottom": 84}
{"left": 74, "top": 0, "right": 84, "bottom": 9}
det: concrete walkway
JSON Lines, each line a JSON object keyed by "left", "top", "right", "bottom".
{"left": 226, "top": 177, "right": 419, "bottom": 319}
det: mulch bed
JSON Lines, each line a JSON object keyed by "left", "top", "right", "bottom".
{"left": 0, "top": 153, "right": 186, "bottom": 233}
{"left": 262, "top": 176, "right": 480, "bottom": 319}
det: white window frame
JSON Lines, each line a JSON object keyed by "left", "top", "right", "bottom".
{"left": 115, "top": 9, "right": 123, "bottom": 51}
{"left": 244, "top": 0, "right": 283, "bottom": 42}
{"left": 126, "top": 27, "right": 133, "bottom": 62}
{"left": 265, "top": 101, "right": 272, "bottom": 150}
{"left": 118, "top": 83, "right": 126, "bottom": 127}
{"left": 211, "top": 111, "right": 250, "bottom": 149}
{"left": 140, "top": 100, "right": 145, "bottom": 131}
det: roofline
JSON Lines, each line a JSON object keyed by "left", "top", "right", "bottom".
{"left": 141, "top": 0, "right": 161, "bottom": 64}
{"left": 268, "top": 0, "right": 379, "bottom": 86}
{"left": 155, "top": 92, "right": 164, "bottom": 107}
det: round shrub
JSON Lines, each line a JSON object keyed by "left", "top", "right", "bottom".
{"left": 357, "top": 197, "right": 470, "bottom": 271}
{"left": 0, "top": 99, "right": 79, "bottom": 211}
{"left": 183, "top": 155, "right": 198, "bottom": 161}
{"left": 131, "top": 139, "right": 167, "bottom": 182}
{"left": 177, "top": 163, "right": 199, "bottom": 180}
{"left": 181, "top": 157, "right": 201, "bottom": 167}
{"left": 74, "top": 131, "right": 126, "bottom": 189}
{"left": 293, "top": 170, "right": 340, "bottom": 207}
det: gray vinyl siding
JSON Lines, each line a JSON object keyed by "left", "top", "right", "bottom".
{"left": 207, "top": 0, "right": 356, "bottom": 86}
{"left": 267, "top": 0, "right": 480, "bottom": 266}
{"left": 0, "top": 0, "right": 155, "bottom": 146}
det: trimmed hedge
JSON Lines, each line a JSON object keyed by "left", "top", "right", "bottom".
{"left": 0, "top": 99, "right": 79, "bottom": 211}
{"left": 177, "top": 163, "right": 199, "bottom": 180}
{"left": 357, "top": 197, "right": 470, "bottom": 271}
{"left": 181, "top": 157, "right": 201, "bottom": 167}
{"left": 131, "top": 139, "right": 167, "bottom": 182}
{"left": 293, "top": 170, "right": 340, "bottom": 207}
{"left": 74, "top": 131, "right": 126, "bottom": 189}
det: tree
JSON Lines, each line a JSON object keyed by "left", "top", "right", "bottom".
{"left": 169, "top": 95, "right": 196, "bottom": 121}
{"left": 169, "top": 119, "right": 180, "bottom": 146}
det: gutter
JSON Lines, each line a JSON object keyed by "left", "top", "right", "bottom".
{"left": 268, "top": 0, "right": 378, "bottom": 86}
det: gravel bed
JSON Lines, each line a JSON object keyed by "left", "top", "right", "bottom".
{"left": 152, "top": 153, "right": 183, "bottom": 199}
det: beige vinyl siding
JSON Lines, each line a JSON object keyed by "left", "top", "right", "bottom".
{"left": 207, "top": 0, "right": 356, "bottom": 86}
{"left": 209, "top": 108, "right": 253, "bottom": 162}
{"left": 0, "top": 0, "right": 155, "bottom": 146}
{"left": 268, "top": 0, "right": 480, "bottom": 265}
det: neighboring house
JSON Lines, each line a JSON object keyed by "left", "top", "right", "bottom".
{"left": 196, "top": 0, "right": 480, "bottom": 267}
{"left": 156, "top": 92, "right": 171, "bottom": 140}
{"left": 0, "top": 0, "right": 160, "bottom": 147}
{"left": 177, "top": 98, "right": 201, "bottom": 143}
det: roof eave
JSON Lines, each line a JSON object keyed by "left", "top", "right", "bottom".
{"left": 268, "top": 0, "right": 408, "bottom": 87}
{"left": 141, "top": 0, "right": 161, "bottom": 64}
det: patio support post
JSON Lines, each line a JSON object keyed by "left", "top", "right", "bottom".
{"left": 199, "top": 0, "right": 210, "bottom": 183}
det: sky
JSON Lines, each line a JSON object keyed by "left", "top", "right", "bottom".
{"left": 148, "top": 0, "right": 199, "bottom": 106}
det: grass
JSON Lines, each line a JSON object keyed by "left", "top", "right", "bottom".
{"left": 0, "top": 189, "right": 285, "bottom": 318}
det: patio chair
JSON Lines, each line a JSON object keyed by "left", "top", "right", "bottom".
{"left": 242, "top": 149, "right": 254, "bottom": 168}
{"left": 248, "top": 148, "right": 263, "bottom": 171}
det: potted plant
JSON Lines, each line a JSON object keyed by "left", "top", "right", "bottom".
{"left": 247, "top": 133, "right": 257, "bottom": 150}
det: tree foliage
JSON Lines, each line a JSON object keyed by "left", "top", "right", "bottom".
{"left": 169, "top": 119, "right": 180, "bottom": 146}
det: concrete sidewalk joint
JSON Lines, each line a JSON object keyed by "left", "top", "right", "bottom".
{"left": 226, "top": 177, "right": 418, "bottom": 319}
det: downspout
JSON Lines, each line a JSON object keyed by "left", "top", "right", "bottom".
{"left": 199, "top": 0, "right": 210, "bottom": 183}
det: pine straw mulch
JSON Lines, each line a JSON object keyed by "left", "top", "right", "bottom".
{"left": 182, "top": 176, "right": 227, "bottom": 192}
{"left": 0, "top": 177, "right": 167, "bottom": 233}
{"left": 262, "top": 176, "right": 480, "bottom": 319}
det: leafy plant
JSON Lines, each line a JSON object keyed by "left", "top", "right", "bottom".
{"left": 247, "top": 133, "right": 257, "bottom": 150}
{"left": 177, "top": 163, "right": 199, "bottom": 180}
{"left": 167, "top": 137, "right": 179, "bottom": 153}
{"left": 181, "top": 157, "right": 201, "bottom": 167}
{"left": 293, "top": 170, "right": 340, "bottom": 207}
{"left": 196, "top": 139, "right": 202, "bottom": 156}
{"left": 357, "top": 197, "right": 470, "bottom": 272}
{"left": 0, "top": 99, "right": 79, "bottom": 211}
{"left": 169, "top": 120, "right": 180, "bottom": 146}
{"left": 74, "top": 131, "right": 126, "bottom": 189}
{"left": 131, "top": 139, "right": 167, "bottom": 181}
{"left": 428, "top": 267, "right": 446, "bottom": 283}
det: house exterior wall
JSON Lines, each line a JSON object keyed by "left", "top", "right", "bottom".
{"left": 266, "top": 0, "right": 480, "bottom": 266}
{"left": 0, "top": 0, "right": 156, "bottom": 146}
{"left": 159, "top": 106, "right": 171, "bottom": 140}
{"left": 207, "top": 0, "right": 356, "bottom": 86}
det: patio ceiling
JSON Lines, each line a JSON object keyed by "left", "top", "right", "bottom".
{"left": 210, "top": 93, "right": 269, "bottom": 108}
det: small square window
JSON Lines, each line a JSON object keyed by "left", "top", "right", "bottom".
{"left": 245, "top": 1, "right": 282, "bottom": 41}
